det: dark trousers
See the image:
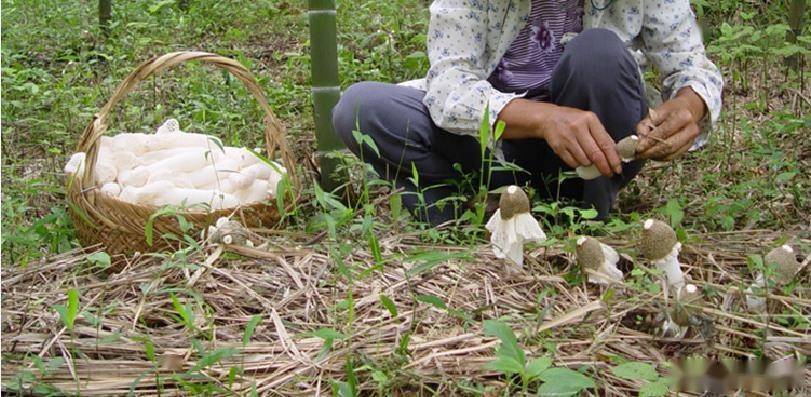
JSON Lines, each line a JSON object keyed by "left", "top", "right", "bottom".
{"left": 332, "top": 28, "right": 647, "bottom": 225}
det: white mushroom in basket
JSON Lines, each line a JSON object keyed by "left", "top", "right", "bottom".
{"left": 640, "top": 219, "right": 685, "bottom": 289}
{"left": 64, "top": 152, "right": 86, "bottom": 175}
{"left": 576, "top": 135, "right": 639, "bottom": 180}
{"left": 576, "top": 236, "right": 623, "bottom": 285}
{"left": 745, "top": 245, "right": 804, "bottom": 313}
{"left": 485, "top": 185, "right": 546, "bottom": 268}
{"left": 156, "top": 118, "right": 181, "bottom": 134}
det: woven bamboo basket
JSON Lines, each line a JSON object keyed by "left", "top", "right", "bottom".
{"left": 66, "top": 51, "right": 299, "bottom": 255}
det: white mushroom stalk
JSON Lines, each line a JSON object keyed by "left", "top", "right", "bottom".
{"left": 485, "top": 186, "right": 546, "bottom": 268}
{"left": 640, "top": 219, "right": 685, "bottom": 289}
{"left": 576, "top": 135, "right": 639, "bottom": 180}
{"left": 744, "top": 272, "right": 767, "bottom": 313}
{"left": 576, "top": 236, "right": 623, "bottom": 285}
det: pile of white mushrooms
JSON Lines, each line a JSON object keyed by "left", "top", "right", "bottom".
{"left": 64, "top": 119, "right": 285, "bottom": 211}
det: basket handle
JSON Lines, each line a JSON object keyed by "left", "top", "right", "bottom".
{"left": 76, "top": 51, "right": 298, "bottom": 191}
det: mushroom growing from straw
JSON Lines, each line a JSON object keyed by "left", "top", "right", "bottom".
{"left": 745, "top": 244, "right": 804, "bottom": 312}
{"left": 640, "top": 219, "right": 684, "bottom": 289}
{"left": 576, "top": 236, "right": 623, "bottom": 285}
{"left": 576, "top": 135, "right": 639, "bottom": 180}
{"left": 485, "top": 186, "right": 546, "bottom": 268}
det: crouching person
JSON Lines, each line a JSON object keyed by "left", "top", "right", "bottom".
{"left": 333, "top": 0, "right": 722, "bottom": 225}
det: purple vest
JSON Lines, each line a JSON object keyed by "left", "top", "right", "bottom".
{"left": 488, "top": 0, "right": 585, "bottom": 94}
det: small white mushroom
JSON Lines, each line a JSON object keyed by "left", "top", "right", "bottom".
{"left": 235, "top": 179, "right": 270, "bottom": 204}
{"left": 144, "top": 132, "right": 221, "bottom": 153}
{"left": 99, "top": 182, "right": 122, "bottom": 197}
{"left": 118, "top": 167, "right": 151, "bottom": 188}
{"left": 576, "top": 136, "right": 639, "bottom": 180}
{"left": 156, "top": 118, "right": 181, "bottom": 134}
{"left": 641, "top": 219, "right": 684, "bottom": 289}
{"left": 224, "top": 147, "right": 260, "bottom": 168}
{"left": 207, "top": 216, "right": 252, "bottom": 246}
{"left": 94, "top": 156, "right": 119, "bottom": 185}
{"left": 143, "top": 148, "right": 217, "bottom": 174}
{"left": 64, "top": 152, "right": 86, "bottom": 174}
{"left": 228, "top": 167, "right": 258, "bottom": 191}
{"left": 110, "top": 133, "right": 151, "bottom": 155}
{"left": 576, "top": 236, "right": 623, "bottom": 285}
{"left": 146, "top": 170, "right": 195, "bottom": 189}
{"left": 485, "top": 186, "right": 547, "bottom": 268}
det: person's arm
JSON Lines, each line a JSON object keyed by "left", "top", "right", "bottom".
{"left": 422, "top": 0, "right": 523, "bottom": 141}
{"left": 635, "top": 0, "right": 723, "bottom": 160}
{"left": 499, "top": 99, "right": 623, "bottom": 176}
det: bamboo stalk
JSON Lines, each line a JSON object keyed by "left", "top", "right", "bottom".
{"left": 309, "top": 0, "right": 345, "bottom": 191}
{"left": 98, "top": 0, "right": 112, "bottom": 38}
{"left": 786, "top": 0, "right": 807, "bottom": 70}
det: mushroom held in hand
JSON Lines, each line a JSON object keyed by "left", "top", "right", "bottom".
{"left": 576, "top": 236, "right": 623, "bottom": 285}
{"left": 746, "top": 245, "right": 803, "bottom": 312}
{"left": 576, "top": 135, "right": 639, "bottom": 180}
{"left": 641, "top": 219, "right": 685, "bottom": 288}
{"left": 485, "top": 186, "right": 546, "bottom": 268}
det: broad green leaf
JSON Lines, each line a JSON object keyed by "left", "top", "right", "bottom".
{"left": 537, "top": 367, "right": 595, "bottom": 396}
{"left": 640, "top": 379, "right": 670, "bottom": 397}
{"left": 86, "top": 252, "right": 111, "bottom": 268}
{"left": 310, "top": 327, "right": 345, "bottom": 342}
{"left": 416, "top": 294, "right": 446, "bottom": 310}
{"left": 611, "top": 362, "right": 660, "bottom": 381}
{"left": 526, "top": 357, "right": 553, "bottom": 379}
{"left": 579, "top": 208, "right": 599, "bottom": 220}
{"left": 379, "top": 294, "right": 398, "bottom": 317}
{"left": 484, "top": 355, "right": 525, "bottom": 375}
{"left": 483, "top": 320, "right": 524, "bottom": 364}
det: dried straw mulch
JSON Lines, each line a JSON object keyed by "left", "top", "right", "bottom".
{"left": 2, "top": 227, "right": 809, "bottom": 395}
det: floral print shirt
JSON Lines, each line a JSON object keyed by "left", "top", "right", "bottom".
{"left": 400, "top": 0, "right": 723, "bottom": 150}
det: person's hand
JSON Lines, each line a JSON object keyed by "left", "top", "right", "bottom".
{"left": 636, "top": 87, "right": 707, "bottom": 161}
{"left": 537, "top": 105, "right": 622, "bottom": 177}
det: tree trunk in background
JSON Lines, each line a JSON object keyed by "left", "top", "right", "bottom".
{"left": 99, "top": 0, "right": 111, "bottom": 38}
{"left": 786, "top": 0, "right": 806, "bottom": 69}
{"left": 309, "top": 0, "right": 345, "bottom": 191}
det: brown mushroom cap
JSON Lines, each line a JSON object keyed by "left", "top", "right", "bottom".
{"left": 672, "top": 284, "right": 703, "bottom": 326}
{"left": 576, "top": 237, "right": 605, "bottom": 270}
{"left": 640, "top": 219, "right": 678, "bottom": 260}
{"left": 499, "top": 186, "right": 530, "bottom": 219}
{"left": 616, "top": 135, "right": 639, "bottom": 161}
{"left": 764, "top": 245, "right": 800, "bottom": 285}
{"left": 211, "top": 220, "right": 250, "bottom": 245}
